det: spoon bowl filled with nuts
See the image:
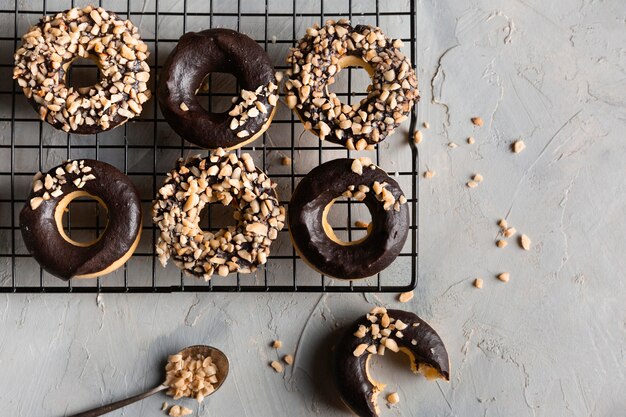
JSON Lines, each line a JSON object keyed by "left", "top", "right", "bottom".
{"left": 69, "top": 345, "right": 229, "bottom": 417}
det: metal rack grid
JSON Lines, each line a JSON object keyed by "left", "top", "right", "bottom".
{"left": 0, "top": 0, "right": 418, "bottom": 293}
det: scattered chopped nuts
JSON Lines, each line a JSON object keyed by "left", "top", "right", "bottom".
{"left": 398, "top": 291, "right": 414, "bottom": 303}
{"left": 513, "top": 140, "right": 526, "bottom": 153}
{"left": 387, "top": 392, "right": 400, "bottom": 405}
{"left": 497, "top": 272, "right": 510, "bottom": 282}
{"left": 272, "top": 340, "right": 282, "bottom": 349}
{"left": 467, "top": 137, "right": 475, "bottom": 145}
{"left": 471, "top": 117, "right": 484, "bottom": 127}
{"left": 474, "top": 278, "right": 484, "bottom": 289}
{"left": 520, "top": 234, "right": 531, "bottom": 250}
{"left": 283, "top": 354, "right": 294, "bottom": 365}
{"left": 423, "top": 170, "right": 436, "bottom": 179}
{"left": 270, "top": 360, "right": 284, "bottom": 373}
{"left": 496, "top": 239, "right": 508, "bottom": 248}
{"left": 413, "top": 130, "right": 423, "bottom": 144}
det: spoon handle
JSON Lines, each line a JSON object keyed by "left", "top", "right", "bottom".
{"left": 68, "top": 384, "right": 168, "bottom": 417}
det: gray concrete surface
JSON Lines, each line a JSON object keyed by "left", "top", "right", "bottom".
{"left": 1, "top": 0, "right": 625, "bottom": 416}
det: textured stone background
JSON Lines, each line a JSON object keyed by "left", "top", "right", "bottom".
{"left": 0, "top": 0, "right": 625, "bottom": 416}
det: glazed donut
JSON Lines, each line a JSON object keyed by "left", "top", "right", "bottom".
{"left": 285, "top": 19, "right": 418, "bottom": 150}
{"left": 158, "top": 29, "right": 278, "bottom": 150}
{"left": 13, "top": 6, "right": 151, "bottom": 134}
{"left": 288, "top": 157, "right": 408, "bottom": 279}
{"left": 20, "top": 159, "right": 142, "bottom": 280}
{"left": 334, "top": 307, "right": 450, "bottom": 417}
{"left": 153, "top": 148, "right": 285, "bottom": 279}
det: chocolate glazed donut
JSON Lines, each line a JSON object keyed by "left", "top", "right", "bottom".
{"left": 158, "top": 29, "right": 278, "bottom": 150}
{"left": 334, "top": 308, "right": 450, "bottom": 417}
{"left": 20, "top": 159, "right": 142, "bottom": 280}
{"left": 289, "top": 158, "right": 408, "bottom": 279}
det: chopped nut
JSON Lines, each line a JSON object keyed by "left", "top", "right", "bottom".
{"left": 504, "top": 227, "right": 516, "bottom": 238}
{"left": 474, "top": 278, "right": 484, "bottom": 289}
{"left": 423, "top": 170, "right": 435, "bottom": 179}
{"left": 383, "top": 338, "right": 399, "bottom": 352}
{"left": 270, "top": 360, "right": 284, "bottom": 373}
{"left": 351, "top": 159, "right": 363, "bottom": 175}
{"left": 513, "top": 140, "right": 526, "bottom": 153}
{"left": 466, "top": 181, "right": 478, "bottom": 188}
{"left": 283, "top": 354, "right": 294, "bottom": 365}
{"left": 179, "top": 102, "right": 189, "bottom": 112}
{"left": 471, "top": 117, "right": 484, "bottom": 127}
{"left": 496, "top": 239, "right": 508, "bottom": 248}
{"left": 30, "top": 197, "right": 44, "bottom": 210}
{"left": 497, "top": 272, "right": 510, "bottom": 282}
{"left": 281, "top": 156, "right": 292, "bottom": 166}
{"left": 413, "top": 130, "right": 423, "bottom": 144}
{"left": 467, "top": 137, "right": 475, "bottom": 145}
{"left": 498, "top": 218, "right": 508, "bottom": 229}
{"left": 448, "top": 142, "right": 458, "bottom": 149}
{"left": 520, "top": 234, "right": 531, "bottom": 250}
{"left": 473, "top": 174, "right": 484, "bottom": 183}
{"left": 161, "top": 402, "right": 168, "bottom": 411}
{"left": 353, "top": 343, "right": 368, "bottom": 357}
{"left": 355, "top": 220, "right": 370, "bottom": 228}
{"left": 423, "top": 121, "right": 430, "bottom": 129}
{"left": 387, "top": 392, "right": 400, "bottom": 405}
{"left": 398, "top": 291, "right": 414, "bottom": 303}
{"left": 272, "top": 340, "right": 282, "bottom": 349}
{"left": 169, "top": 405, "right": 192, "bottom": 417}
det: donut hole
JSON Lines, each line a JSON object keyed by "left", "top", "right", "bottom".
{"left": 57, "top": 192, "right": 109, "bottom": 247}
{"left": 66, "top": 56, "right": 101, "bottom": 91}
{"left": 198, "top": 203, "right": 239, "bottom": 232}
{"left": 322, "top": 197, "right": 372, "bottom": 245}
{"left": 196, "top": 72, "right": 240, "bottom": 114}
{"left": 326, "top": 57, "right": 374, "bottom": 101}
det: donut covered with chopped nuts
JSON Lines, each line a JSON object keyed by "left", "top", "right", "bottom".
{"left": 13, "top": 6, "right": 151, "bottom": 134}
{"left": 20, "top": 160, "right": 142, "bottom": 280}
{"left": 288, "top": 158, "right": 408, "bottom": 279}
{"left": 158, "top": 29, "right": 278, "bottom": 150}
{"left": 285, "top": 19, "right": 418, "bottom": 150}
{"left": 153, "top": 148, "right": 285, "bottom": 279}
{"left": 334, "top": 307, "right": 450, "bottom": 417}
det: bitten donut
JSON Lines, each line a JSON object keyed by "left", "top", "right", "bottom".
{"left": 158, "top": 29, "right": 279, "bottom": 150}
{"left": 334, "top": 307, "right": 450, "bottom": 417}
{"left": 153, "top": 148, "right": 285, "bottom": 280}
{"left": 13, "top": 6, "right": 151, "bottom": 134}
{"left": 289, "top": 157, "right": 408, "bottom": 279}
{"left": 20, "top": 159, "right": 142, "bottom": 280}
{"left": 285, "top": 19, "right": 418, "bottom": 150}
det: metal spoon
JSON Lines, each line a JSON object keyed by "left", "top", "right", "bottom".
{"left": 69, "top": 345, "right": 229, "bottom": 417}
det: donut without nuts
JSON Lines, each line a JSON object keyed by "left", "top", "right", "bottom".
{"left": 158, "top": 29, "right": 279, "bottom": 150}
{"left": 153, "top": 148, "right": 286, "bottom": 280}
{"left": 20, "top": 159, "right": 142, "bottom": 280}
{"left": 285, "top": 19, "right": 418, "bottom": 150}
{"left": 13, "top": 6, "right": 151, "bottom": 134}
{"left": 288, "top": 158, "right": 408, "bottom": 280}
{"left": 334, "top": 307, "right": 450, "bottom": 417}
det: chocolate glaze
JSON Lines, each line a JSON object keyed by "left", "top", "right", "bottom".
{"left": 20, "top": 160, "right": 142, "bottom": 280}
{"left": 334, "top": 310, "right": 450, "bottom": 417}
{"left": 289, "top": 159, "right": 408, "bottom": 279}
{"left": 19, "top": 9, "right": 147, "bottom": 135}
{"left": 158, "top": 29, "right": 276, "bottom": 149}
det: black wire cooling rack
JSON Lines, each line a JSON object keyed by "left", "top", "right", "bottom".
{"left": 0, "top": 0, "right": 418, "bottom": 293}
